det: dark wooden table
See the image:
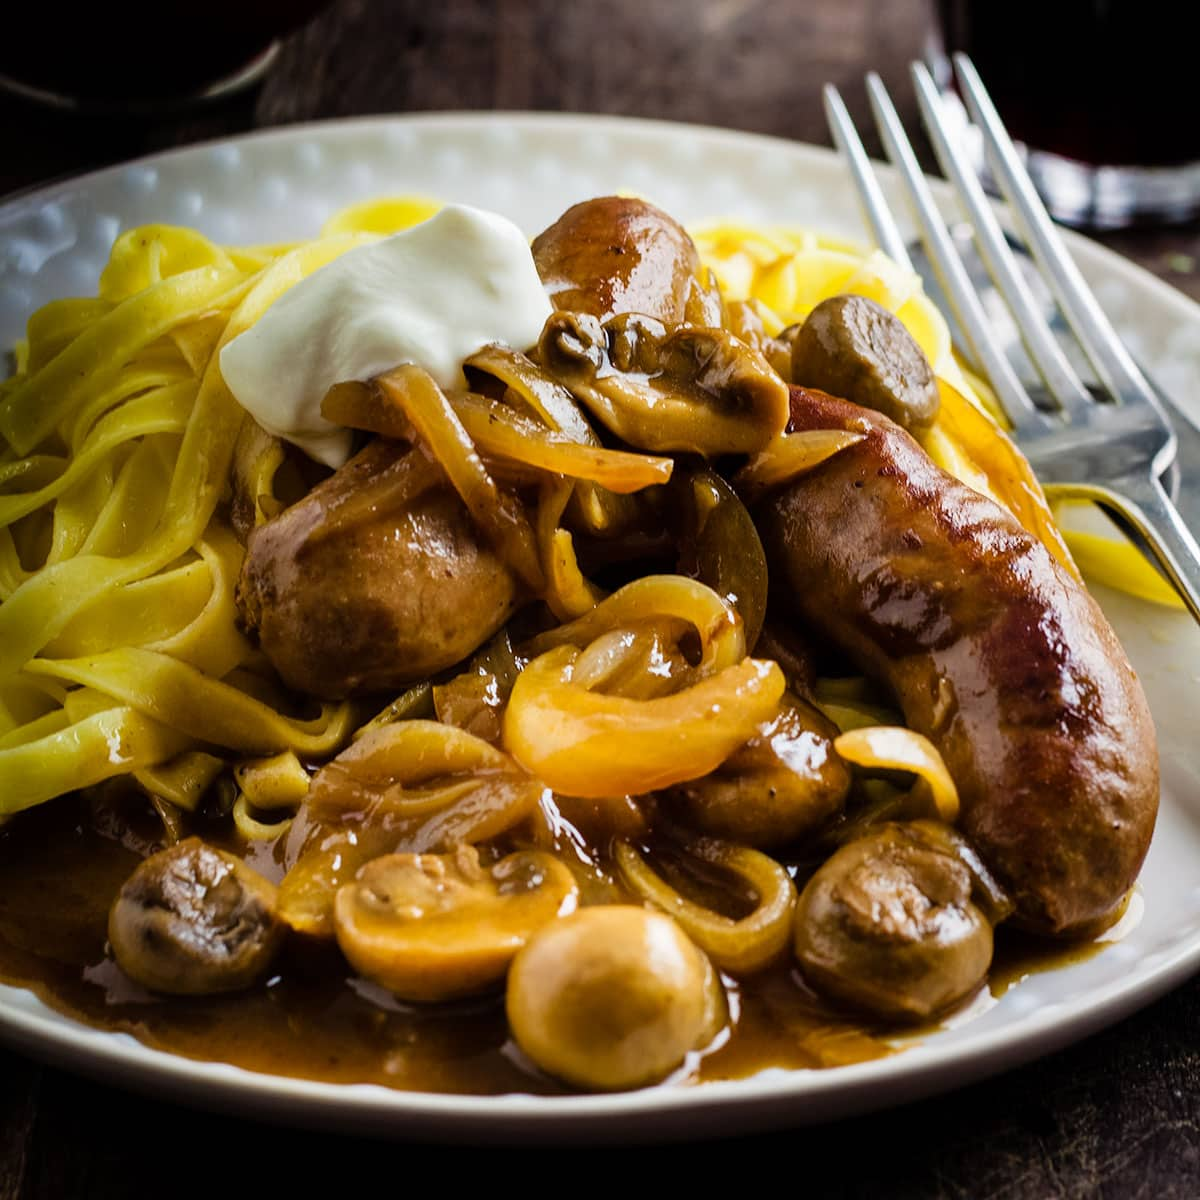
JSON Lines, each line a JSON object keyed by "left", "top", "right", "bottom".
{"left": 2, "top": 1, "right": 1199, "bottom": 1193}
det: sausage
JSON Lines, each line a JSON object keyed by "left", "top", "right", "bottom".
{"left": 532, "top": 196, "right": 721, "bottom": 327}
{"left": 788, "top": 295, "right": 940, "bottom": 430}
{"left": 237, "top": 438, "right": 521, "bottom": 699}
{"left": 757, "top": 387, "right": 1158, "bottom": 936}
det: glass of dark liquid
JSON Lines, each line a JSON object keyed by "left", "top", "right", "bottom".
{"left": 0, "top": 2, "right": 328, "bottom": 113}
{"left": 933, "top": 0, "right": 1200, "bottom": 229}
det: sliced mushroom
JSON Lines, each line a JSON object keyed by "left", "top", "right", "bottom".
{"left": 108, "top": 837, "right": 283, "bottom": 995}
{"left": 793, "top": 822, "right": 993, "bottom": 1022}
{"left": 333, "top": 846, "right": 578, "bottom": 1003}
{"left": 789, "top": 294, "right": 940, "bottom": 430}
{"left": 538, "top": 311, "right": 789, "bottom": 456}
{"left": 669, "top": 694, "right": 850, "bottom": 848}
{"left": 505, "top": 905, "right": 726, "bottom": 1091}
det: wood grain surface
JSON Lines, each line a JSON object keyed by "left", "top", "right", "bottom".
{"left": 2, "top": 0, "right": 1199, "bottom": 1193}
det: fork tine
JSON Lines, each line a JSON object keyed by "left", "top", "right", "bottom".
{"left": 824, "top": 82, "right": 980, "bottom": 377}
{"left": 910, "top": 62, "right": 1094, "bottom": 420}
{"left": 952, "top": 53, "right": 1161, "bottom": 411}
{"left": 863, "top": 72, "right": 1044, "bottom": 432}
{"left": 822, "top": 85, "right": 914, "bottom": 272}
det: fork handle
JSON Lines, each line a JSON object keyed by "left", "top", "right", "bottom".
{"left": 1050, "top": 474, "right": 1200, "bottom": 626}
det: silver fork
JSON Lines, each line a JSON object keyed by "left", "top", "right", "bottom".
{"left": 823, "top": 53, "right": 1200, "bottom": 625}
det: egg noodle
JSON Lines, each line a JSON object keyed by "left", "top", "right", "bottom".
{"left": 0, "top": 196, "right": 1174, "bottom": 820}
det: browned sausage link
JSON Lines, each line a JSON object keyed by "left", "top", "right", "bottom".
{"left": 531, "top": 196, "right": 721, "bottom": 327}
{"left": 788, "top": 295, "right": 940, "bottom": 431}
{"left": 757, "top": 387, "right": 1158, "bottom": 936}
{"left": 236, "top": 439, "right": 522, "bottom": 700}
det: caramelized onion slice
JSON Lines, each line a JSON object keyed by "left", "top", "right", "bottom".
{"left": 349, "top": 365, "right": 544, "bottom": 592}
{"left": 278, "top": 721, "right": 544, "bottom": 937}
{"left": 833, "top": 726, "right": 960, "bottom": 824}
{"left": 325, "top": 375, "right": 673, "bottom": 495}
{"left": 522, "top": 574, "right": 746, "bottom": 676}
{"left": 614, "top": 838, "right": 797, "bottom": 975}
{"left": 321, "top": 378, "right": 412, "bottom": 440}
{"left": 452, "top": 392, "right": 673, "bottom": 492}
{"left": 463, "top": 343, "right": 633, "bottom": 535}
{"left": 307, "top": 719, "right": 520, "bottom": 815}
{"left": 432, "top": 628, "right": 522, "bottom": 743}
{"left": 569, "top": 619, "right": 697, "bottom": 700}
{"left": 502, "top": 645, "right": 784, "bottom": 798}
{"left": 463, "top": 343, "right": 597, "bottom": 444}
{"left": 353, "top": 682, "right": 435, "bottom": 742}
{"left": 676, "top": 466, "right": 768, "bottom": 651}
{"left": 535, "top": 477, "right": 605, "bottom": 622}
{"left": 734, "top": 429, "right": 866, "bottom": 501}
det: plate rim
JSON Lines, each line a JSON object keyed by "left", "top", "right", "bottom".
{"left": 4, "top": 107, "right": 1199, "bottom": 319}
{"left": 6, "top": 109, "right": 1198, "bottom": 393}
{"left": 2, "top": 109, "right": 1198, "bottom": 1140}
{"left": 2, "top": 916, "right": 1198, "bottom": 1141}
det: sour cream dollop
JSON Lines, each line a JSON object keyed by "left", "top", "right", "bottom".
{"left": 219, "top": 204, "right": 554, "bottom": 468}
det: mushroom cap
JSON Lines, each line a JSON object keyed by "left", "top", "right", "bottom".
{"left": 334, "top": 847, "right": 578, "bottom": 1002}
{"left": 670, "top": 695, "right": 849, "bottom": 848}
{"left": 793, "top": 823, "right": 993, "bottom": 1022}
{"left": 505, "top": 905, "right": 726, "bottom": 1091}
{"left": 107, "top": 837, "right": 283, "bottom": 996}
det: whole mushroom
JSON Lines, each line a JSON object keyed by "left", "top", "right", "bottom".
{"left": 505, "top": 905, "right": 726, "bottom": 1091}
{"left": 669, "top": 694, "right": 850, "bottom": 848}
{"left": 108, "top": 838, "right": 284, "bottom": 995}
{"left": 793, "top": 822, "right": 994, "bottom": 1022}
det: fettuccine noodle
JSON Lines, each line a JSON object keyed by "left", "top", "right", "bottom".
{"left": 0, "top": 222, "right": 386, "bottom": 815}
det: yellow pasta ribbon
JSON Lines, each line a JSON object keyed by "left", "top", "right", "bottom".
{"left": 0, "top": 706, "right": 191, "bottom": 816}
{"left": 0, "top": 222, "right": 377, "bottom": 811}
{"left": 24, "top": 647, "right": 356, "bottom": 757}
{"left": 0, "top": 265, "right": 246, "bottom": 454}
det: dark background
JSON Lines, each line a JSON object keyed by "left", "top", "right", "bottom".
{"left": 2, "top": 0, "right": 1199, "bottom": 1194}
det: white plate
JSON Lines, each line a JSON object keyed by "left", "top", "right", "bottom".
{"left": 2, "top": 113, "right": 1199, "bottom": 1143}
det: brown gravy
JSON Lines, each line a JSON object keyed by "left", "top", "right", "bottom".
{"left": 0, "top": 797, "right": 1113, "bottom": 1095}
